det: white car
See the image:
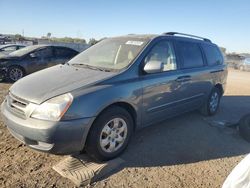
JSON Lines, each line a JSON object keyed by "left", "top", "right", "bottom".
{"left": 0, "top": 44, "right": 26, "bottom": 56}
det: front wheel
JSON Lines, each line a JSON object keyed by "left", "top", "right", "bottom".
{"left": 200, "top": 87, "right": 221, "bottom": 116}
{"left": 7, "top": 66, "right": 25, "bottom": 82}
{"left": 85, "top": 106, "right": 133, "bottom": 161}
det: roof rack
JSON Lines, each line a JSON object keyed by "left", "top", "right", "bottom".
{"left": 164, "top": 32, "right": 211, "bottom": 42}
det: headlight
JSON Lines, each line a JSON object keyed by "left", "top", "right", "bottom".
{"left": 31, "top": 93, "right": 73, "bottom": 121}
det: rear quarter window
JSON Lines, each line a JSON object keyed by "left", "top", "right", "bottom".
{"left": 202, "top": 44, "right": 223, "bottom": 66}
{"left": 54, "top": 48, "right": 78, "bottom": 58}
{"left": 175, "top": 41, "right": 204, "bottom": 69}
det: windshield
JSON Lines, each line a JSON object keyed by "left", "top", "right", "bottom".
{"left": 68, "top": 37, "right": 150, "bottom": 71}
{"left": 9, "top": 45, "right": 41, "bottom": 57}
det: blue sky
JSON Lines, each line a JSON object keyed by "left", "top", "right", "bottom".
{"left": 0, "top": 0, "right": 250, "bottom": 53}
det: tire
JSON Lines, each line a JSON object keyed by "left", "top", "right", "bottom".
{"left": 200, "top": 87, "right": 221, "bottom": 116}
{"left": 239, "top": 114, "right": 250, "bottom": 142}
{"left": 85, "top": 106, "right": 133, "bottom": 161}
{"left": 7, "top": 66, "right": 25, "bottom": 82}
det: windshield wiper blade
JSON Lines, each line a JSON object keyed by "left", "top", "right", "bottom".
{"left": 71, "top": 63, "right": 111, "bottom": 72}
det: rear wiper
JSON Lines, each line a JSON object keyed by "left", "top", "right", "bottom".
{"left": 71, "top": 63, "right": 111, "bottom": 72}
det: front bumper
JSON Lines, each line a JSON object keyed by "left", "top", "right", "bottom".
{"left": 1, "top": 100, "right": 95, "bottom": 154}
{"left": 0, "top": 68, "right": 7, "bottom": 80}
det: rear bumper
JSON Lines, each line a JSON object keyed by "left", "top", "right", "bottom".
{"left": 1, "top": 100, "right": 95, "bottom": 154}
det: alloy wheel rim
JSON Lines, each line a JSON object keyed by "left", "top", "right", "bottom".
{"left": 209, "top": 92, "right": 219, "bottom": 112}
{"left": 99, "top": 117, "right": 128, "bottom": 153}
{"left": 9, "top": 68, "right": 23, "bottom": 81}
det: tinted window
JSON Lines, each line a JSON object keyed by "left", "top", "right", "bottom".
{"left": 176, "top": 41, "right": 204, "bottom": 69}
{"left": 54, "top": 47, "right": 77, "bottom": 58}
{"left": 202, "top": 44, "right": 223, "bottom": 66}
{"left": 33, "top": 48, "right": 53, "bottom": 58}
{"left": 145, "top": 41, "right": 177, "bottom": 72}
{"left": 17, "top": 46, "right": 25, "bottom": 50}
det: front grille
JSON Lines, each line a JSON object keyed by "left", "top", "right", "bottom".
{"left": 7, "top": 93, "right": 29, "bottom": 118}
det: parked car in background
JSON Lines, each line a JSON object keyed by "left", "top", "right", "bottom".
{"left": 0, "top": 45, "right": 78, "bottom": 82}
{"left": 0, "top": 44, "right": 26, "bottom": 56}
{"left": 238, "top": 58, "right": 250, "bottom": 71}
{"left": 1, "top": 32, "right": 227, "bottom": 161}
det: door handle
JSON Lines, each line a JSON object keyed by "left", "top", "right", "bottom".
{"left": 210, "top": 69, "right": 224, "bottom": 73}
{"left": 175, "top": 75, "right": 191, "bottom": 82}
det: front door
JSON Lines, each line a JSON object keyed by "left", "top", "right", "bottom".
{"left": 141, "top": 40, "right": 206, "bottom": 126}
{"left": 141, "top": 40, "right": 187, "bottom": 125}
{"left": 28, "top": 47, "right": 53, "bottom": 73}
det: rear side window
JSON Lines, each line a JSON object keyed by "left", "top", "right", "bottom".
{"left": 17, "top": 46, "right": 25, "bottom": 50}
{"left": 54, "top": 48, "right": 77, "bottom": 58}
{"left": 175, "top": 41, "right": 204, "bottom": 69}
{"left": 202, "top": 44, "right": 223, "bottom": 66}
{"left": 3, "top": 46, "right": 16, "bottom": 51}
{"left": 33, "top": 47, "right": 53, "bottom": 58}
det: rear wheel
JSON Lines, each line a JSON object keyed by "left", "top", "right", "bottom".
{"left": 239, "top": 114, "right": 250, "bottom": 142}
{"left": 85, "top": 106, "right": 133, "bottom": 161}
{"left": 200, "top": 87, "right": 221, "bottom": 116}
{"left": 7, "top": 66, "right": 25, "bottom": 82}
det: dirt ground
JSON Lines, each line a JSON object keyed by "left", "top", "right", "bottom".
{"left": 0, "top": 69, "right": 250, "bottom": 188}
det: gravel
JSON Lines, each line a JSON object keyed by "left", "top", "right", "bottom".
{"left": 0, "top": 69, "right": 250, "bottom": 188}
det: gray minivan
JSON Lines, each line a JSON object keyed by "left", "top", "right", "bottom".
{"left": 1, "top": 32, "right": 228, "bottom": 161}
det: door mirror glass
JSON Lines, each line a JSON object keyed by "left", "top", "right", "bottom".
{"left": 30, "top": 53, "right": 37, "bottom": 58}
{"left": 144, "top": 60, "right": 164, "bottom": 74}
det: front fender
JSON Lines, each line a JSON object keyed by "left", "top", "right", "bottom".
{"left": 63, "top": 83, "right": 143, "bottom": 124}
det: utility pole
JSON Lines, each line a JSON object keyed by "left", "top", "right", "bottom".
{"left": 22, "top": 29, "right": 24, "bottom": 37}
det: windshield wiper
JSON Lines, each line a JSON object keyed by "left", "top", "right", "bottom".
{"left": 71, "top": 63, "right": 111, "bottom": 72}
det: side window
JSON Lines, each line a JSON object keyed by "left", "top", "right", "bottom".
{"left": 54, "top": 48, "right": 77, "bottom": 58}
{"left": 3, "top": 46, "right": 16, "bottom": 51}
{"left": 17, "top": 46, "right": 24, "bottom": 50}
{"left": 176, "top": 41, "right": 204, "bottom": 69}
{"left": 145, "top": 41, "right": 177, "bottom": 72}
{"left": 33, "top": 48, "right": 53, "bottom": 58}
{"left": 202, "top": 44, "right": 223, "bottom": 66}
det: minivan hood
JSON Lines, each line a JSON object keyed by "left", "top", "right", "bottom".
{"left": 10, "top": 64, "right": 116, "bottom": 104}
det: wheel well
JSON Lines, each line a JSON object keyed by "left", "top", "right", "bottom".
{"left": 215, "top": 84, "right": 223, "bottom": 95}
{"left": 99, "top": 102, "right": 137, "bottom": 130}
{"left": 8, "top": 65, "right": 26, "bottom": 75}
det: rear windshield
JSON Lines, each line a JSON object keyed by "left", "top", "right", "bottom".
{"left": 68, "top": 37, "right": 150, "bottom": 71}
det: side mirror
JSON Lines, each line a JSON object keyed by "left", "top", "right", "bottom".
{"left": 143, "top": 60, "right": 164, "bottom": 74}
{"left": 30, "top": 53, "right": 37, "bottom": 58}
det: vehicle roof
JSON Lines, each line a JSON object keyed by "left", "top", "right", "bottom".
{"left": 32, "top": 44, "right": 77, "bottom": 50}
{"left": 114, "top": 33, "right": 215, "bottom": 45}
{"left": 113, "top": 34, "right": 157, "bottom": 40}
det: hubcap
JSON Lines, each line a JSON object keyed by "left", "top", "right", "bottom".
{"left": 209, "top": 92, "right": 219, "bottom": 112}
{"left": 9, "top": 68, "right": 23, "bottom": 81}
{"left": 100, "top": 118, "right": 128, "bottom": 153}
